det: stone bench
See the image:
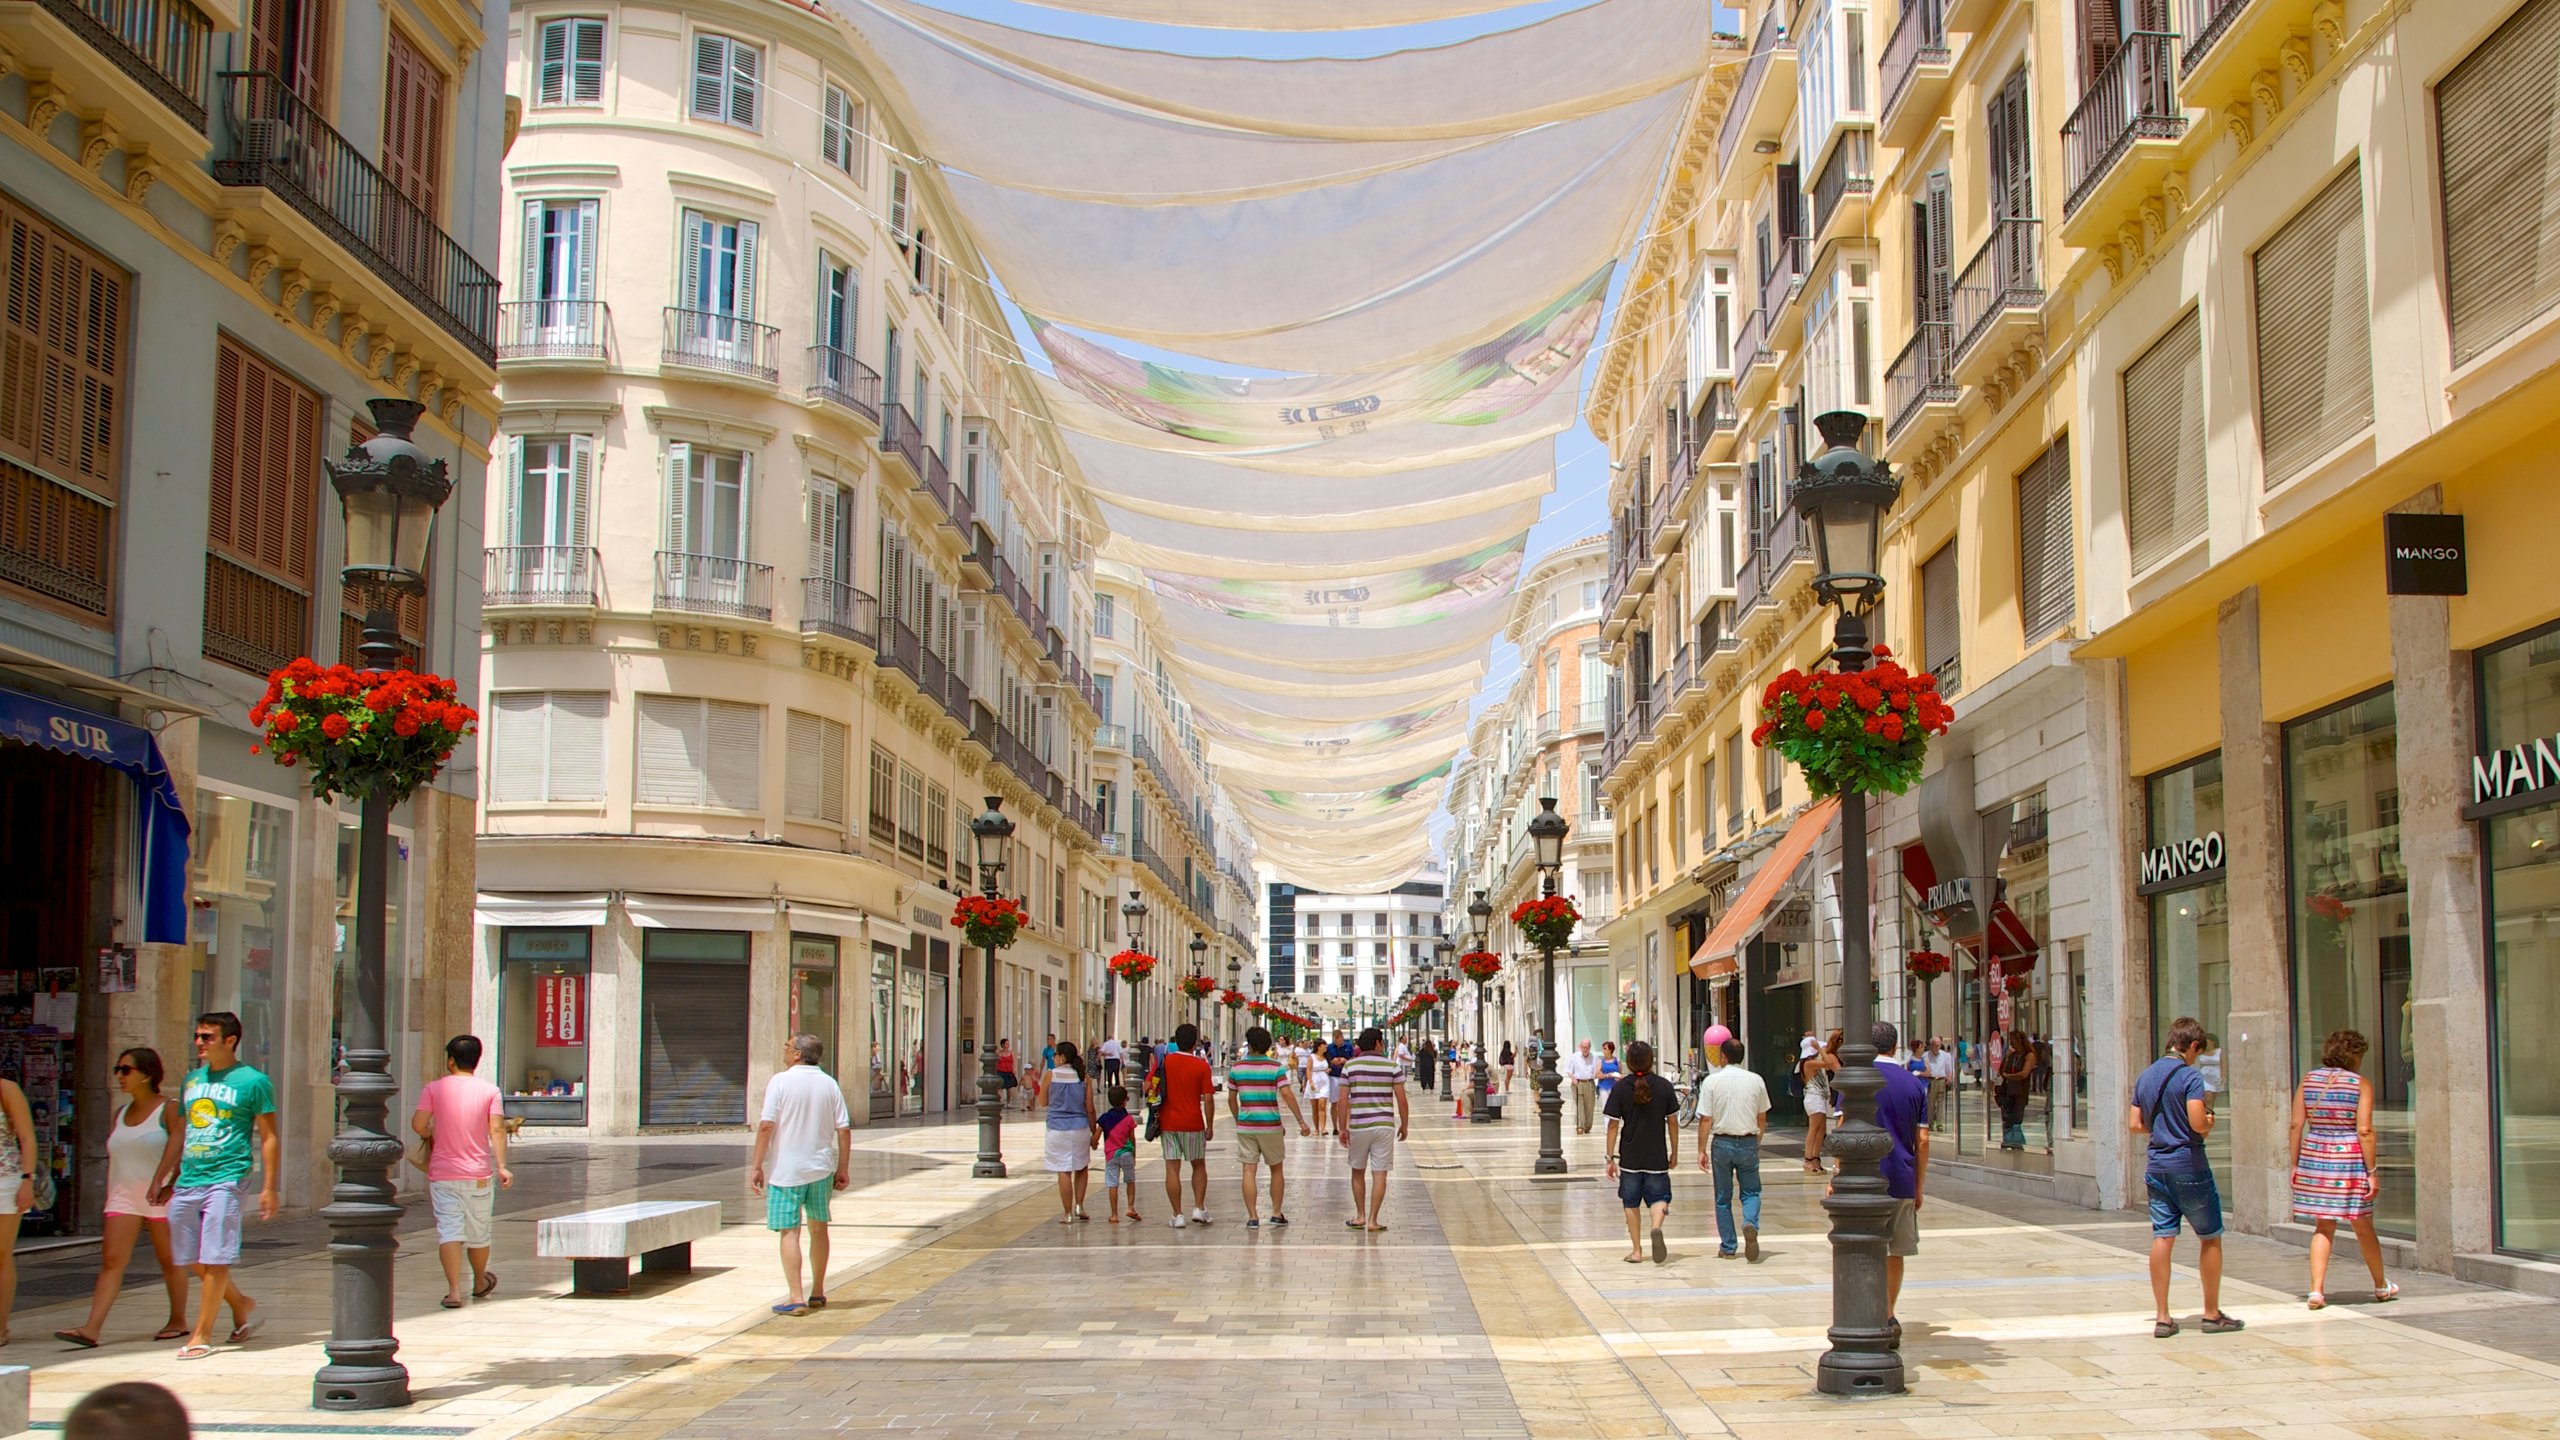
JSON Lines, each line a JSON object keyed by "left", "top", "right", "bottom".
{"left": 537, "top": 1199, "right": 724, "bottom": 1296}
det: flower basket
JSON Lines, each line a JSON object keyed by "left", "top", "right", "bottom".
{"left": 1433, "top": 976, "right": 1462, "bottom": 999}
{"left": 251, "top": 659, "right": 477, "bottom": 803}
{"left": 1457, "top": 950, "right": 1503, "bottom": 983}
{"left": 951, "top": 894, "right": 1028, "bottom": 951}
{"left": 2308, "top": 891, "right": 2352, "bottom": 923}
{"left": 1107, "top": 949, "right": 1158, "bottom": 984}
{"left": 1510, "top": 895, "right": 1580, "bottom": 952}
{"left": 1177, "top": 973, "right": 1218, "bottom": 1001}
{"left": 1752, "top": 646, "right": 1953, "bottom": 799}
{"left": 2003, "top": 972, "right": 2032, "bottom": 996}
{"left": 1246, "top": 1000, "right": 1267, "bottom": 1016}
{"left": 1907, "top": 949, "right": 1952, "bottom": 979}
{"left": 1218, "top": 989, "right": 1247, "bottom": 1009}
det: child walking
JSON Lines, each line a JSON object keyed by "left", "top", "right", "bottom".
{"left": 1097, "top": 1085, "right": 1143, "bottom": 1224}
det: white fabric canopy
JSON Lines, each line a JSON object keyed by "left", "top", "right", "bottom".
{"left": 1043, "top": 370, "right": 1581, "bottom": 474}
{"left": 1148, "top": 534, "right": 1525, "bottom": 629}
{"left": 1156, "top": 590, "right": 1514, "bottom": 667}
{"left": 1099, "top": 499, "right": 1539, "bottom": 580}
{"left": 1169, "top": 646, "right": 1487, "bottom": 697}
{"left": 1004, "top": 0, "right": 1578, "bottom": 34}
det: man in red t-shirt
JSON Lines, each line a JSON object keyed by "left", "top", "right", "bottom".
{"left": 1157, "top": 1022, "right": 1216, "bottom": 1229}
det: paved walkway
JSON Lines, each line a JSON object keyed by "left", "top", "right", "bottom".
{"left": 9, "top": 1103, "right": 2560, "bottom": 1438}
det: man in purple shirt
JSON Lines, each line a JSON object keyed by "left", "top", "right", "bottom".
{"left": 1867, "top": 1020, "right": 1931, "bottom": 1337}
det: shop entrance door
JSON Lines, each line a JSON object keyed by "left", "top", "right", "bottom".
{"left": 1745, "top": 939, "right": 1808, "bottom": 1125}
{"left": 639, "top": 931, "right": 749, "bottom": 1126}
{"left": 0, "top": 742, "right": 97, "bottom": 1236}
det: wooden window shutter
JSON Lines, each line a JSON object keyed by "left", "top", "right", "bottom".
{"left": 726, "top": 40, "right": 759, "bottom": 129}
{"left": 210, "top": 336, "right": 319, "bottom": 585}
{"left": 571, "top": 18, "right": 605, "bottom": 104}
{"left": 537, "top": 18, "right": 569, "bottom": 106}
{"left": 1920, "top": 542, "right": 1960, "bottom": 689}
{"left": 786, "top": 710, "right": 823, "bottom": 819}
{"left": 689, "top": 35, "right": 726, "bottom": 120}
{"left": 2080, "top": 0, "right": 2122, "bottom": 91}
{"left": 662, "top": 441, "right": 690, "bottom": 552}
{"left": 2016, "top": 438, "right": 2074, "bottom": 642}
{"left": 2437, "top": 0, "right": 2560, "bottom": 366}
{"left": 567, "top": 435, "right": 593, "bottom": 552}
{"left": 0, "top": 199, "right": 127, "bottom": 500}
{"left": 807, "top": 479, "right": 838, "bottom": 579}
{"left": 2252, "top": 164, "right": 2370, "bottom": 487}
{"left": 517, "top": 197, "right": 544, "bottom": 301}
{"left": 706, "top": 700, "right": 760, "bottom": 809}
{"left": 733, "top": 220, "right": 759, "bottom": 321}
{"left": 2122, "top": 309, "right": 2206, "bottom": 572}
{"left": 821, "top": 85, "right": 847, "bottom": 171}
{"left": 889, "top": 168, "right": 911, "bottom": 247}
{"left": 381, "top": 28, "right": 443, "bottom": 218}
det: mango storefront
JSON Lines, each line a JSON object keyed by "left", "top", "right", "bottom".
{"left": 2093, "top": 442, "right": 2560, "bottom": 1284}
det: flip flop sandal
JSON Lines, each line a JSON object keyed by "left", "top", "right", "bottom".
{"left": 474, "top": 1270, "right": 499, "bottom": 1298}
{"left": 2201, "top": 1313, "right": 2246, "bottom": 1333}
{"left": 2373, "top": 1282, "right": 2400, "bottom": 1304}
{"left": 1651, "top": 1229, "right": 1669, "bottom": 1264}
{"left": 2153, "top": 1319, "right": 2180, "bottom": 1338}
{"left": 153, "top": 1327, "right": 188, "bottom": 1342}
{"left": 2307, "top": 1292, "right": 2327, "bottom": 1310}
{"left": 53, "top": 1330, "right": 98, "bottom": 1349}
{"left": 227, "top": 1318, "right": 262, "bottom": 1345}
{"left": 440, "top": 1297, "right": 464, "bottom": 1310}
{"left": 770, "top": 1302, "right": 807, "bottom": 1316}
{"left": 1346, "top": 1219, "right": 1366, "bottom": 1229}
{"left": 177, "top": 1344, "right": 217, "bottom": 1361}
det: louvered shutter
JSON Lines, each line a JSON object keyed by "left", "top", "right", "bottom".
{"left": 550, "top": 693, "right": 606, "bottom": 800}
{"left": 889, "top": 168, "right": 911, "bottom": 246}
{"left": 689, "top": 35, "right": 725, "bottom": 120}
{"left": 732, "top": 450, "right": 753, "bottom": 556}
{"left": 1776, "top": 162, "right": 1803, "bottom": 241}
{"left": 537, "top": 19, "right": 568, "bottom": 106}
{"left": 2123, "top": 310, "right": 2206, "bottom": 571}
{"left": 727, "top": 40, "right": 759, "bottom": 129}
{"left": 1924, "top": 170, "right": 1953, "bottom": 329}
{"left": 518, "top": 199, "right": 543, "bottom": 303}
{"left": 571, "top": 18, "right": 605, "bottom": 104}
{"left": 2016, "top": 439, "right": 2075, "bottom": 642}
{"left": 491, "top": 692, "right": 548, "bottom": 803}
{"left": 2253, "top": 164, "right": 2370, "bottom": 486}
{"left": 567, "top": 435, "right": 594, "bottom": 552}
{"left": 818, "top": 718, "right": 845, "bottom": 823}
{"left": 1921, "top": 542, "right": 1959, "bottom": 688}
{"left": 679, "top": 211, "right": 705, "bottom": 313}
{"left": 706, "top": 700, "right": 761, "bottom": 809}
{"left": 733, "top": 220, "right": 759, "bottom": 321}
{"left": 572, "top": 200, "right": 598, "bottom": 300}
{"left": 663, "top": 442, "right": 690, "bottom": 552}
{"left": 786, "top": 710, "right": 823, "bottom": 818}
{"left": 0, "top": 205, "right": 126, "bottom": 501}
{"left": 821, "top": 86, "right": 846, "bottom": 171}
{"left": 207, "top": 343, "right": 239, "bottom": 549}
{"left": 636, "top": 694, "right": 703, "bottom": 805}
{"left": 2081, "top": 0, "right": 2121, "bottom": 89}
{"left": 2439, "top": 0, "right": 2560, "bottom": 364}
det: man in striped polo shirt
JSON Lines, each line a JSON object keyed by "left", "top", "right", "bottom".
{"left": 1227, "top": 1025, "right": 1311, "bottom": 1229}
{"left": 1336, "top": 1027, "right": 1409, "bottom": 1234}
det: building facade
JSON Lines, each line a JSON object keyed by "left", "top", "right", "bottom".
{"left": 477, "top": 0, "right": 1154, "bottom": 1131}
{"left": 0, "top": 0, "right": 501, "bottom": 1221}
{"left": 1269, "top": 869, "right": 1446, "bottom": 1028}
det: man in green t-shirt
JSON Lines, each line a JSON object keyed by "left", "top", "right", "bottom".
{"left": 1226, "top": 1025, "right": 1311, "bottom": 1228}
{"left": 150, "top": 1011, "right": 280, "bottom": 1360}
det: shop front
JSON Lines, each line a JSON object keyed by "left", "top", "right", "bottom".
{"left": 2471, "top": 622, "right": 2560, "bottom": 1261}
{"left": 2141, "top": 753, "right": 2233, "bottom": 1197}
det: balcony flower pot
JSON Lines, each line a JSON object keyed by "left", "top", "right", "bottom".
{"left": 1752, "top": 645, "right": 1953, "bottom": 798}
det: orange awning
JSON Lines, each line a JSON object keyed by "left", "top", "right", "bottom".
{"left": 1689, "top": 797, "right": 1840, "bottom": 979}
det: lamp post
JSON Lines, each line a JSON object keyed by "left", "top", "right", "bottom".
{"left": 1226, "top": 957, "right": 1243, "bottom": 1055}
{"left": 1188, "top": 932, "right": 1208, "bottom": 1037}
{"left": 1792, "top": 409, "right": 1905, "bottom": 1396}
{"left": 1435, "top": 941, "right": 1456, "bottom": 1101}
{"left": 969, "top": 797, "right": 1016, "bottom": 1179}
{"left": 314, "top": 398, "right": 452, "bottom": 1411}
{"left": 1468, "top": 890, "right": 1495, "bottom": 1125}
{"left": 1116, "top": 891, "right": 1144, "bottom": 1049}
{"left": 1526, "top": 796, "right": 1571, "bottom": 1175}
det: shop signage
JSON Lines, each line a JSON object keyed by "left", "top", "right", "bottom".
{"left": 2140, "top": 831, "right": 2226, "bottom": 887}
{"left": 2384, "top": 513, "right": 2467, "bottom": 596}
{"left": 537, "top": 972, "right": 585, "bottom": 1048}
{"left": 2471, "top": 734, "right": 2560, "bottom": 808}
{"left": 1761, "top": 895, "right": 1813, "bottom": 946}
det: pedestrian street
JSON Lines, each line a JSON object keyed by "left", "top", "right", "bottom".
{"left": 14, "top": 1110, "right": 2560, "bottom": 1439}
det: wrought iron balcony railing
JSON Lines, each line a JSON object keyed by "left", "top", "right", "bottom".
{"left": 1886, "top": 320, "right": 1958, "bottom": 439}
{"left": 653, "top": 550, "right": 773, "bottom": 620}
{"left": 483, "top": 545, "right": 596, "bottom": 607}
{"left": 2062, "top": 32, "right": 2186, "bottom": 217}
{"left": 801, "top": 577, "right": 876, "bottom": 647}
{"left": 879, "top": 402, "right": 926, "bottom": 476}
{"left": 43, "top": 0, "right": 209, "bottom": 129}
{"left": 1715, "top": 3, "right": 1793, "bottom": 173}
{"left": 1809, "top": 131, "right": 1875, "bottom": 238}
{"left": 1950, "top": 217, "right": 2044, "bottom": 361}
{"left": 2180, "top": 0, "right": 2252, "bottom": 75}
{"left": 807, "top": 345, "right": 881, "bottom": 422}
{"left": 497, "top": 300, "right": 606, "bottom": 362}
{"left": 660, "top": 306, "right": 778, "bottom": 382}
{"left": 1880, "top": 0, "right": 1950, "bottom": 121}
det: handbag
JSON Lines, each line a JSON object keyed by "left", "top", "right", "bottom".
{"left": 1142, "top": 1104, "right": 1163, "bottom": 1142}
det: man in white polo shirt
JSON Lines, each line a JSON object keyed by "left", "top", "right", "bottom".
{"left": 1695, "top": 1037, "right": 1771, "bottom": 1261}
{"left": 1564, "top": 1040, "right": 1603, "bottom": 1133}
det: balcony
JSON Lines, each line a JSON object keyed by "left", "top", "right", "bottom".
{"left": 1094, "top": 721, "right": 1127, "bottom": 752}
{"left": 1650, "top": 441, "right": 1698, "bottom": 549}
{"left": 1697, "top": 599, "right": 1740, "bottom": 657}
{"left": 1949, "top": 217, "right": 2044, "bottom": 385}
{"left": 1880, "top": 0, "right": 1953, "bottom": 148}
{"left": 1699, "top": 381, "right": 1741, "bottom": 461}
{"left": 19, "top": 0, "right": 210, "bottom": 143}
{"left": 2059, "top": 32, "right": 2187, "bottom": 247}
{"left": 202, "top": 553, "right": 306, "bottom": 676}
{"left": 879, "top": 402, "right": 925, "bottom": 480}
{"left": 1762, "top": 235, "right": 1810, "bottom": 346}
{"left": 0, "top": 461, "right": 110, "bottom": 616}
{"left": 1573, "top": 699, "right": 1607, "bottom": 734}
{"left": 496, "top": 300, "right": 607, "bottom": 364}
{"left": 1132, "top": 835, "right": 1180, "bottom": 896}
{"left": 967, "top": 700, "right": 1001, "bottom": 756}
{"left": 1733, "top": 308, "right": 1778, "bottom": 408}
{"left": 1535, "top": 709, "right": 1560, "bottom": 745}
{"left": 483, "top": 545, "right": 596, "bottom": 609}
{"left": 653, "top": 551, "right": 773, "bottom": 621}
{"left": 878, "top": 615, "right": 921, "bottom": 686}
{"left": 659, "top": 306, "right": 778, "bottom": 384}
{"left": 800, "top": 577, "right": 877, "bottom": 650}
{"left": 1884, "top": 320, "right": 1958, "bottom": 449}
{"left": 1665, "top": 643, "right": 1701, "bottom": 713}
{"left": 2179, "top": 0, "right": 2266, "bottom": 101}
{"left": 917, "top": 644, "right": 949, "bottom": 715}
{"left": 807, "top": 345, "right": 881, "bottom": 427}
{"left": 215, "top": 73, "right": 499, "bottom": 360}
{"left": 1808, "top": 132, "right": 1875, "bottom": 247}
{"left": 1715, "top": 4, "right": 1799, "bottom": 180}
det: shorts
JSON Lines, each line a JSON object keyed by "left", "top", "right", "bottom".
{"left": 1235, "top": 1130, "right": 1286, "bottom": 1167}
{"left": 168, "top": 1181, "right": 244, "bottom": 1267}
{"left": 999, "top": 1071, "right": 1020, "bottom": 1090}
{"left": 1887, "top": 1198, "right": 1920, "bottom": 1256}
{"left": 2147, "top": 1169, "right": 2225, "bottom": 1239}
{"left": 1043, "top": 1129, "right": 1091, "bottom": 1172}
{"left": 1346, "top": 1128, "right": 1395, "bottom": 1173}
{"left": 1616, "top": 1170, "right": 1672, "bottom": 1210}
{"left": 1105, "top": 1153, "right": 1135, "bottom": 1189}
{"left": 104, "top": 1178, "right": 167, "bottom": 1220}
{"left": 1161, "top": 1130, "right": 1207, "bottom": 1163}
{"left": 765, "top": 1177, "right": 833, "bottom": 1231}
{"left": 428, "top": 1177, "right": 495, "bottom": 1247}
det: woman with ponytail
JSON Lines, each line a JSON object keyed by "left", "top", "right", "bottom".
{"left": 1603, "top": 1041, "right": 1683, "bottom": 1264}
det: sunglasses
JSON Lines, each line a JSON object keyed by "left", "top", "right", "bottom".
{"left": 192, "top": 1034, "right": 219, "bottom": 1044}
{"left": 112, "top": 1064, "right": 136, "bottom": 1075}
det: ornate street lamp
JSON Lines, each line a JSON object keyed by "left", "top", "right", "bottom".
{"left": 1467, "top": 890, "right": 1496, "bottom": 1125}
{"left": 1188, "top": 932, "right": 1208, "bottom": 1035}
{"left": 969, "top": 797, "right": 1016, "bottom": 1179}
{"left": 1226, "top": 956, "right": 1243, "bottom": 1056}
{"left": 1525, "top": 796, "right": 1571, "bottom": 1175}
{"left": 1434, "top": 940, "right": 1457, "bottom": 1101}
{"left": 315, "top": 398, "right": 453, "bottom": 1411}
{"left": 1116, "top": 890, "right": 1145, "bottom": 1046}
{"left": 1793, "top": 409, "right": 1905, "bottom": 1396}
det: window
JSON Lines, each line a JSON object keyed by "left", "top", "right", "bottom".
{"left": 1696, "top": 756, "right": 1714, "bottom": 834}
{"left": 2439, "top": 0, "right": 2560, "bottom": 366}
{"left": 490, "top": 691, "right": 606, "bottom": 803}
{"left": 246, "top": 0, "right": 329, "bottom": 110}
{"left": 1727, "top": 730, "right": 1746, "bottom": 829}
{"left": 807, "top": 477, "right": 853, "bottom": 584}
{"left": 1761, "top": 730, "right": 1784, "bottom": 812}
{"left": 2252, "top": 164, "right": 2371, "bottom": 486}
{"left": 680, "top": 210, "right": 758, "bottom": 319}
{"left": 2016, "top": 437, "right": 2074, "bottom": 642}
{"left": 888, "top": 167, "right": 912, "bottom": 247}
{"left": 206, "top": 337, "right": 319, "bottom": 671}
{"left": 868, "top": 745, "right": 896, "bottom": 843}
{"left": 510, "top": 435, "right": 589, "bottom": 548}
{"left": 1920, "top": 541, "right": 1960, "bottom": 694}
{"left": 924, "top": 780, "right": 950, "bottom": 869}
{"left": 636, "top": 696, "right": 761, "bottom": 810}
{"left": 896, "top": 762, "right": 925, "bottom": 857}
{"left": 785, "top": 712, "right": 848, "bottom": 825}
{"left": 1096, "top": 593, "right": 1116, "bottom": 637}
{"left": 688, "top": 32, "right": 760, "bottom": 130}
{"left": 2122, "top": 309, "right": 2206, "bottom": 572}
{"left": 817, "top": 255, "right": 854, "bottom": 355}
{"left": 1668, "top": 785, "right": 1686, "bottom": 862}
{"left": 664, "top": 443, "right": 748, "bottom": 558}
{"left": 534, "top": 17, "right": 604, "bottom": 107}
{"left": 0, "top": 195, "right": 124, "bottom": 616}
{"left": 1581, "top": 760, "right": 1603, "bottom": 813}
{"left": 820, "top": 82, "right": 867, "bottom": 182}
{"left": 519, "top": 197, "right": 597, "bottom": 309}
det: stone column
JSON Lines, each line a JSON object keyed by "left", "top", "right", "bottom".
{"left": 2216, "top": 588, "right": 2293, "bottom": 1235}
{"left": 2084, "top": 654, "right": 2144, "bottom": 1211}
{"left": 2387, "top": 487, "right": 2493, "bottom": 1269}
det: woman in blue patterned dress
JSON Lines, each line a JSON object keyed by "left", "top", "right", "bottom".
{"left": 2288, "top": 1029, "right": 2398, "bottom": 1309}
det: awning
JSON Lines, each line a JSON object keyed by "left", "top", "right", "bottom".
{"left": 1688, "top": 797, "right": 1839, "bottom": 979}
{"left": 1985, "top": 901, "right": 2038, "bottom": 966}
{"left": 474, "top": 892, "right": 611, "bottom": 928}
{"left": 623, "top": 895, "right": 777, "bottom": 931}
{"left": 0, "top": 685, "right": 189, "bottom": 943}
{"left": 782, "top": 903, "right": 868, "bottom": 940}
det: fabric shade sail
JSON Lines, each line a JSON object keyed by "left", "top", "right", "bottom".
{"left": 1098, "top": 498, "right": 1540, "bottom": 580}
{"left": 1147, "top": 535, "right": 1526, "bottom": 625}
{"left": 1005, "top": 0, "right": 1642, "bottom": 37}
{"left": 1045, "top": 368, "right": 1582, "bottom": 473}
{"left": 1689, "top": 799, "right": 1840, "bottom": 978}
{"left": 1057, "top": 391, "right": 1569, "bottom": 506}
{"left": 1156, "top": 593, "right": 1515, "bottom": 669}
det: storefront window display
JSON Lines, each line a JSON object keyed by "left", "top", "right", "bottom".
{"left": 2478, "top": 624, "right": 2560, "bottom": 1259}
{"left": 2285, "top": 689, "right": 2413, "bottom": 1237}
{"left": 790, "top": 935, "right": 838, "bottom": 1056}
{"left": 1981, "top": 791, "right": 2054, "bottom": 1167}
{"left": 188, "top": 789, "right": 292, "bottom": 1081}
{"left": 869, "top": 942, "right": 897, "bottom": 1119}
{"left": 2145, "top": 754, "right": 2231, "bottom": 1196}
{"left": 499, "top": 928, "right": 589, "bottom": 1124}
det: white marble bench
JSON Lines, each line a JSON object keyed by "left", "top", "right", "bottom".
{"left": 537, "top": 1199, "right": 724, "bottom": 1295}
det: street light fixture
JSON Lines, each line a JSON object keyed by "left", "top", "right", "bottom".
{"left": 316, "top": 398, "right": 453, "bottom": 1411}
{"left": 1117, "top": 890, "right": 1145, "bottom": 1047}
{"left": 1793, "top": 408, "right": 1904, "bottom": 1396}
{"left": 969, "top": 796, "right": 1016, "bottom": 1179}
{"left": 1434, "top": 940, "right": 1456, "bottom": 1101}
{"left": 1188, "top": 932, "right": 1208, "bottom": 1036}
{"left": 1525, "top": 796, "right": 1571, "bottom": 1175}
{"left": 1467, "top": 889, "right": 1495, "bottom": 1125}
{"left": 1226, "top": 956, "right": 1243, "bottom": 1055}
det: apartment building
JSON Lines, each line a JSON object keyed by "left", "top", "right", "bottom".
{"left": 1279, "top": 872, "right": 1448, "bottom": 1012}
{"left": 1446, "top": 538, "right": 1618, "bottom": 1054}
{"left": 0, "top": 0, "right": 500, "bottom": 1218}
{"left": 1089, "top": 564, "right": 1259, "bottom": 1046}
{"left": 476, "top": 0, "right": 1135, "bottom": 1131}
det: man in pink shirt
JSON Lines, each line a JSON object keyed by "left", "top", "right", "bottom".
{"left": 410, "top": 1035, "right": 512, "bottom": 1308}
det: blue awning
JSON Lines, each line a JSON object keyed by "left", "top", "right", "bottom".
{"left": 0, "top": 687, "right": 191, "bottom": 944}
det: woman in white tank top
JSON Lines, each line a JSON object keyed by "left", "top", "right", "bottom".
{"left": 54, "top": 1048, "right": 191, "bottom": 1347}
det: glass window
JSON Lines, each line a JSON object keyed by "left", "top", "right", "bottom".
{"left": 2285, "top": 689, "right": 2413, "bottom": 1236}
{"left": 187, "top": 790, "right": 293, "bottom": 1081}
{"left": 499, "top": 928, "right": 590, "bottom": 1124}
{"left": 869, "top": 942, "right": 897, "bottom": 1114}
{"left": 2147, "top": 753, "right": 2231, "bottom": 1194}
{"left": 2480, "top": 624, "right": 2560, "bottom": 1258}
